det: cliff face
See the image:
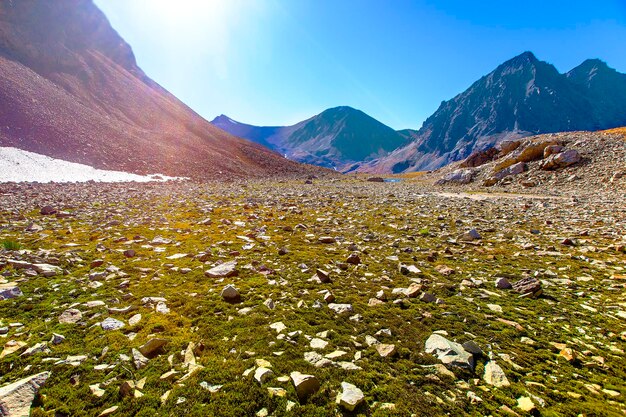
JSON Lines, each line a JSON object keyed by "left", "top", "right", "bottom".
{"left": 0, "top": 0, "right": 319, "bottom": 179}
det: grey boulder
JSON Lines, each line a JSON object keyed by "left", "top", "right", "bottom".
{"left": 425, "top": 334, "right": 474, "bottom": 369}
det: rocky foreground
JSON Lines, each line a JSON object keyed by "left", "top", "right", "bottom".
{"left": 0, "top": 178, "right": 625, "bottom": 416}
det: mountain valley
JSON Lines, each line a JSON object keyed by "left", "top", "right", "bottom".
{"left": 212, "top": 107, "right": 411, "bottom": 171}
{"left": 0, "top": 1, "right": 624, "bottom": 416}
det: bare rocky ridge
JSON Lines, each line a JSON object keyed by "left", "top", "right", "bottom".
{"left": 428, "top": 129, "right": 626, "bottom": 195}
{"left": 0, "top": 0, "right": 325, "bottom": 180}
{"left": 361, "top": 52, "right": 626, "bottom": 174}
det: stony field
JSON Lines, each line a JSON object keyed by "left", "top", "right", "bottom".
{"left": 0, "top": 179, "right": 625, "bottom": 416}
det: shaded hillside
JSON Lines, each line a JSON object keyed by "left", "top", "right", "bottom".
{"left": 0, "top": 0, "right": 321, "bottom": 179}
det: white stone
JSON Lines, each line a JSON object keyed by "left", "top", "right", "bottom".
{"left": 328, "top": 303, "right": 353, "bottom": 314}
{"left": 101, "top": 317, "right": 125, "bottom": 331}
{"left": 336, "top": 381, "right": 365, "bottom": 411}
{"left": 254, "top": 367, "right": 274, "bottom": 384}
{"left": 483, "top": 361, "right": 510, "bottom": 387}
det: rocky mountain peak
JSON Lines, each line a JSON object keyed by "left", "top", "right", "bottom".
{"left": 362, "top": 52, "right": 626, "bottom": 174}
{"left": 506, "top": 51, "right": 538, "bottom": 65}
{"left": 567, "top": 58, "right": 615, "bottom": 84}
{"left": 211, "top": 114, "right": 238, "bottom": 125}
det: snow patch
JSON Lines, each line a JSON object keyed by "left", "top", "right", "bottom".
{"left": 0, "top": 147, "right": 186, "bottom": 183}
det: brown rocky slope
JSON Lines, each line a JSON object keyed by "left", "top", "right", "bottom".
{"left": 429, "top": 129, "right": 626, "bottom": 195}
{"left": 0, "top": 0, "right": 324, "bottom": 180}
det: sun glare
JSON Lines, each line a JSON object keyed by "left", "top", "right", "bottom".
{"left": 124, "top": 0, "right": 251, "bottom": 79}
{"left": 147, "top": 0, "right": 230, "bottom": 27}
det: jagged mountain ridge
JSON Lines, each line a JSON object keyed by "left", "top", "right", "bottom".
{"left": 212, "top": 106, "right": 411, "bottom": 170}
{"left": 0, "top": 0, "right": 320, "bottom": 179}
{"left": 361, "top": 52, "right": 626, "bottom": 173}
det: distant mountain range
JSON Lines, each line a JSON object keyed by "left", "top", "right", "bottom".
{"left": 212, "top": 107, "right": 411, "bottom": 170}
{"left": 214, "top": 52, "right": 626, "bottom": 174}
{"left": 360, "top": 52, "right": 626, "bottom": 173}
{"left": 0, "top": 0, "right": 319, "bottom": 179}
{"left": 1, "top": 1, "right": 623, "bottom": 178}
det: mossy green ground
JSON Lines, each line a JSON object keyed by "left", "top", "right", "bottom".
{"left": 0, "top": 180, "right": 624, "bottom": 416}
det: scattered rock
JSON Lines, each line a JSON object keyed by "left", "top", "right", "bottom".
{"left": 290, "top": 372, "right": 320, "bottom": 402}
{"left": 269, "top": 322, "right": 286, "bottom": 334}
{"left": 460, "top": 228, "right": 482, "bottom": 241}
{"left": 220, "top": 284, "right": 241, "bottom": 302}
{"left": 315, "top": 269, "right": 331, "bottom": 283}
{"left": 346, "top": 253, "right": 361, "bottom": 265}
{"left": 483, "top": 361, "right": 510, "bottom": 387}
{"left": 58, "top": 309, "right": 82, "bottom": 324}
{"left": 435, "top": 265, "right": 455, "bottom": 276}
{"left": 304, "top": 351, "right": 333, "bottom": 368}
{"left": 50, "top": 333, "right": 65, "bottom": 345}
{"left": 512, "top": 277, "right": 542, "bottom": 298}
{"left": 0, "top": 284, "right": 23, "bottom": 300}
{"left": 424, "top": 334, "right": 474, "bottom": 369}
{"left": 254, "top": 367, "right": 274, "bottom": 384}
{"left": 0, "top": 372, "right": 50, "bottom": 417}
{"left": 206, "top": 261, "right": 238, "bottom": 278}
{"left": 495, "top": 138, "right": 561, "bottom": 171}
{"left": 101, "top": 317, "right": 125, "bottom": 331}
{"left": 399, "top": 264, "right": 421, "bottom": 275}
{"left": 90, "top": 384, "right": 105, "bottom": 398}
{"left": 559, "top": 348, "right": 577, "bottom": 362}
{"left": 420, "top": 292, "right": 436, "bottom": 303}
{"left": 323, "top": 292, "right": 335, "bottom": 303}
{"left": 120, "top": 380, "right": 141, "bottom": 398}
{"left": 543, "top": 144, "right": 564, "bottom": 158}
{"left": 21, "top": 342, "right": 50, "bottom": 357}
{"left": 129, "top": 314, "right": 142, "bottom": 326}
{"left": 310, "top": 338, "right": 328, "bottom": 350}
{"left": 495, "top": 277, "right": 512, "bottom": 289}
{"left": 132, "top": 348, "right": 149, "bottom": 370}
{"left": 437, "top": 169, "right": 474, "bottom": 185}
{"left": 98, "top": 406, "right": 119, "bottom": 417}
{"left": 336, "top": 381, "right": 365, "bottom": 411}
{"left": 517, "top": 396, "right": 536, "bottom": 412}
{"left": 39, "top": 205, "right": 57, "bottom": 215}
{"left": 155, "top": 301, "right": 170, "bottom": 314}
{"left": 328, "top": 303, "right": 353, "bottom": 315}
{"left": 541, "top": 149, "right": 581, "bottom": 170}
{"left": 492, "top": 161, "right": 525, "bottom": 181}
{"left": 375, "top": 344, "right": 396, "bottom": 358}
{"left": 461, "top": 341, "right": 483, "bottom": 357}
{"left": 0, "top": 341, "right": 27, "bottom": 358}
{"left": 139, "top": 338, "right": 169, "bottom": 357}
{"left": 460, "top": 147, "right": 498, "bottom": 168}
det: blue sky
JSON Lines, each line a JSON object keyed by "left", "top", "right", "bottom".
{"left": 95, "top": 0, "right": 626, "bottom": 130}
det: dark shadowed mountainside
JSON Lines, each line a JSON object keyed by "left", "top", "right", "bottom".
{"left": 361, "top": 52, "right": 626, "bottom": 173}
